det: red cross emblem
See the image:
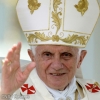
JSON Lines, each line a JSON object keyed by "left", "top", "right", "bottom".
{"left": 21, "top": 84, "right": 36, "bottom": 94}
{"left": 85, "top": 82, "right": 100, "bottom": 93}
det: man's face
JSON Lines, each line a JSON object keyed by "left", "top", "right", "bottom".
{"left": 33, "top": 45, "right": 81, "bottom": 90}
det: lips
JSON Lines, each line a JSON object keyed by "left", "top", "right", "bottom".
{"left": 50, "top": 73, "right": 65, "bottom": 76}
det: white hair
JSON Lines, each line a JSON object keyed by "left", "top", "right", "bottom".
{"left": 30, "top": 45, "right": 82, "bottom": 56}
{"left": 78, "top": 48, "right": 82, "bottom": 55}
{"left": 30, "top": 46, "right": 37, "bottom": 55}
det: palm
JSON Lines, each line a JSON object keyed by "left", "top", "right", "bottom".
{"left": 1, "top": 42, "right": 35, "bottom": 94}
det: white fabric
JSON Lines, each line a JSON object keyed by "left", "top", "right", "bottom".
{"left": 16, "top": 0, "right": 100, "bottom": 47}
{"left": 46, "top": 77, "right": 77, "bottom": 100}
{"left": 13, "top": 68, "right": 100, "bottom": 100}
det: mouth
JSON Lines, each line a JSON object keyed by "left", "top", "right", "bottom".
{"left": 50, "top": 73, "right": 65, "bottom": 76}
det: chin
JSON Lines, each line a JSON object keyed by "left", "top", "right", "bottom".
{"left": 48, "top": 81, "right": 68, "bottom": 90}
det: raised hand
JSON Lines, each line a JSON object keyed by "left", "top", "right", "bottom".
{"left": 1, "top": 42, "right": 35, "bottom": 95}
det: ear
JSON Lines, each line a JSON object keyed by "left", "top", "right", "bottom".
{"left": 77, "top": 50, "right": 87, "bottom": 68}
{"left": 27, "top": 49, "right": 35, "bottom": 61}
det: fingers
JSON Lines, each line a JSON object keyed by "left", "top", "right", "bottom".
{"left": 2, "top": 42, "right": 21, "bottom": 72}
{"left": 14, "top": 42, "right": 21, "bottom": 61}
{"left": 12, "top": 42, "right": 21, "bottom": 71}
{"left": 6, "top": 45, "right": 17, "bottom": 62}
{"left": 22, "top": 62, "right": 36, "bottom": 79}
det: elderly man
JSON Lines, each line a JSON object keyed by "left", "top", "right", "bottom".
{"left": 1, "top": 42, "right": 87, "bottom": 100}
{"left": 1, "top": 0, "right": 100, "bottom": 100}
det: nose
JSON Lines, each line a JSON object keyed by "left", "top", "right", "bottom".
{"left": 51, "top": 57, "right": 63, "bottom": 71}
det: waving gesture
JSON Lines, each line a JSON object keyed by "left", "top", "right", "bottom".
{"left": 1, "top": 42, "right": 35, "bottom": 95}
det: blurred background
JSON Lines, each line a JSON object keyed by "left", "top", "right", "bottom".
{"left": 0, "top": 0, "right": 100, "bottom": 82}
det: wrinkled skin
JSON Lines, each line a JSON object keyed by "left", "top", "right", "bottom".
{"left": 1, "top": 42, "right": 35, "bottom": 95}
{"left": 28, "top": 45, "right": 86, "bottom": 90}
{"left": 1, "top": 42, "right": 86, "bottom": 97}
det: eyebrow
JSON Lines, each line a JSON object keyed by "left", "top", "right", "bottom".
{"left": 40, "top": 50, "right": 52, "bottom": 54}
{"left": 42, "top": 50, "right": 73, "bottom": 54}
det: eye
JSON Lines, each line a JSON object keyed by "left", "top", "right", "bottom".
{"left": 61, "top": 52, "right": 73, "bottom": 60}
{"left": 42, "top": 52, "right": 53, "bottom": 60}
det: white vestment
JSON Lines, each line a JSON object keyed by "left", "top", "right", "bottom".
{"left": 12, "top": 68, "right": 100, "bottom": 100}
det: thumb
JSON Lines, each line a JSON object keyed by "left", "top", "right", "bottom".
{"left": 23, "top": 62, "right": 36, "bottom": 78}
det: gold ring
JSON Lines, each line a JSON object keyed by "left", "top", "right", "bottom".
{"left": 1, "top": 59, "right": 12, "bottom": 66}
{"left": 7, "top": 61, "right": 12, "bottom": 66}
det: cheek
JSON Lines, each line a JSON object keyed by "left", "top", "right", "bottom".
{"left": 63, "top": 59, "right": 78, "bottom": 80}
{"left": 35, "top": 54, "right": 51, "bottom": 68}
{"left": 35, "top": 57, "right": 51, "bottom": 75}
{"left": 36, "top": 58, "right": 50, "bottom": 69}
{"left": 64, "top": 58, "right": 78, "bottom": 70}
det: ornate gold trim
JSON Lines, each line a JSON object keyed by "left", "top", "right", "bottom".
{"left": 94, "top": 82, "right": 100, "bottom": 87}
{"left": 52, "top": 0, "right": 62, "bottom": 34}
{"left": 28, "top": 0, "right": 41, "bottom": 14}
{"left": 26, "top": 32, "right": 89, "bottom": 45}
{"left": 74, "top": 0, "right": 89, "bottom": 16}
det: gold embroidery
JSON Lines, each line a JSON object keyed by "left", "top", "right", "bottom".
{"left": 26, "top": 33, "right": 88, "bottom": 45}
{"left": 52, "top": 0, "right": 62, "bottom": 34}
{"left": 26, "top": 0, "right": 89, "bottom": 46}
{"left": 28, "top": 0, "right": 41, "bottom": 14}
{"left": 75, "top": 0, "right": 89, "bottom": 16}
{"left": 61, "top": 34, "right": 88, "bottom": 45}
{"left": 26, "top": 33, "right": 51, "bottom": 43}
{"left": 94, "top": 82, "right": 100, "bottom": 87}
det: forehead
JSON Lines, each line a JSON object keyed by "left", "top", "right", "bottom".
{"left": 36, "top": 45, "right": 79, "bottom": 53}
